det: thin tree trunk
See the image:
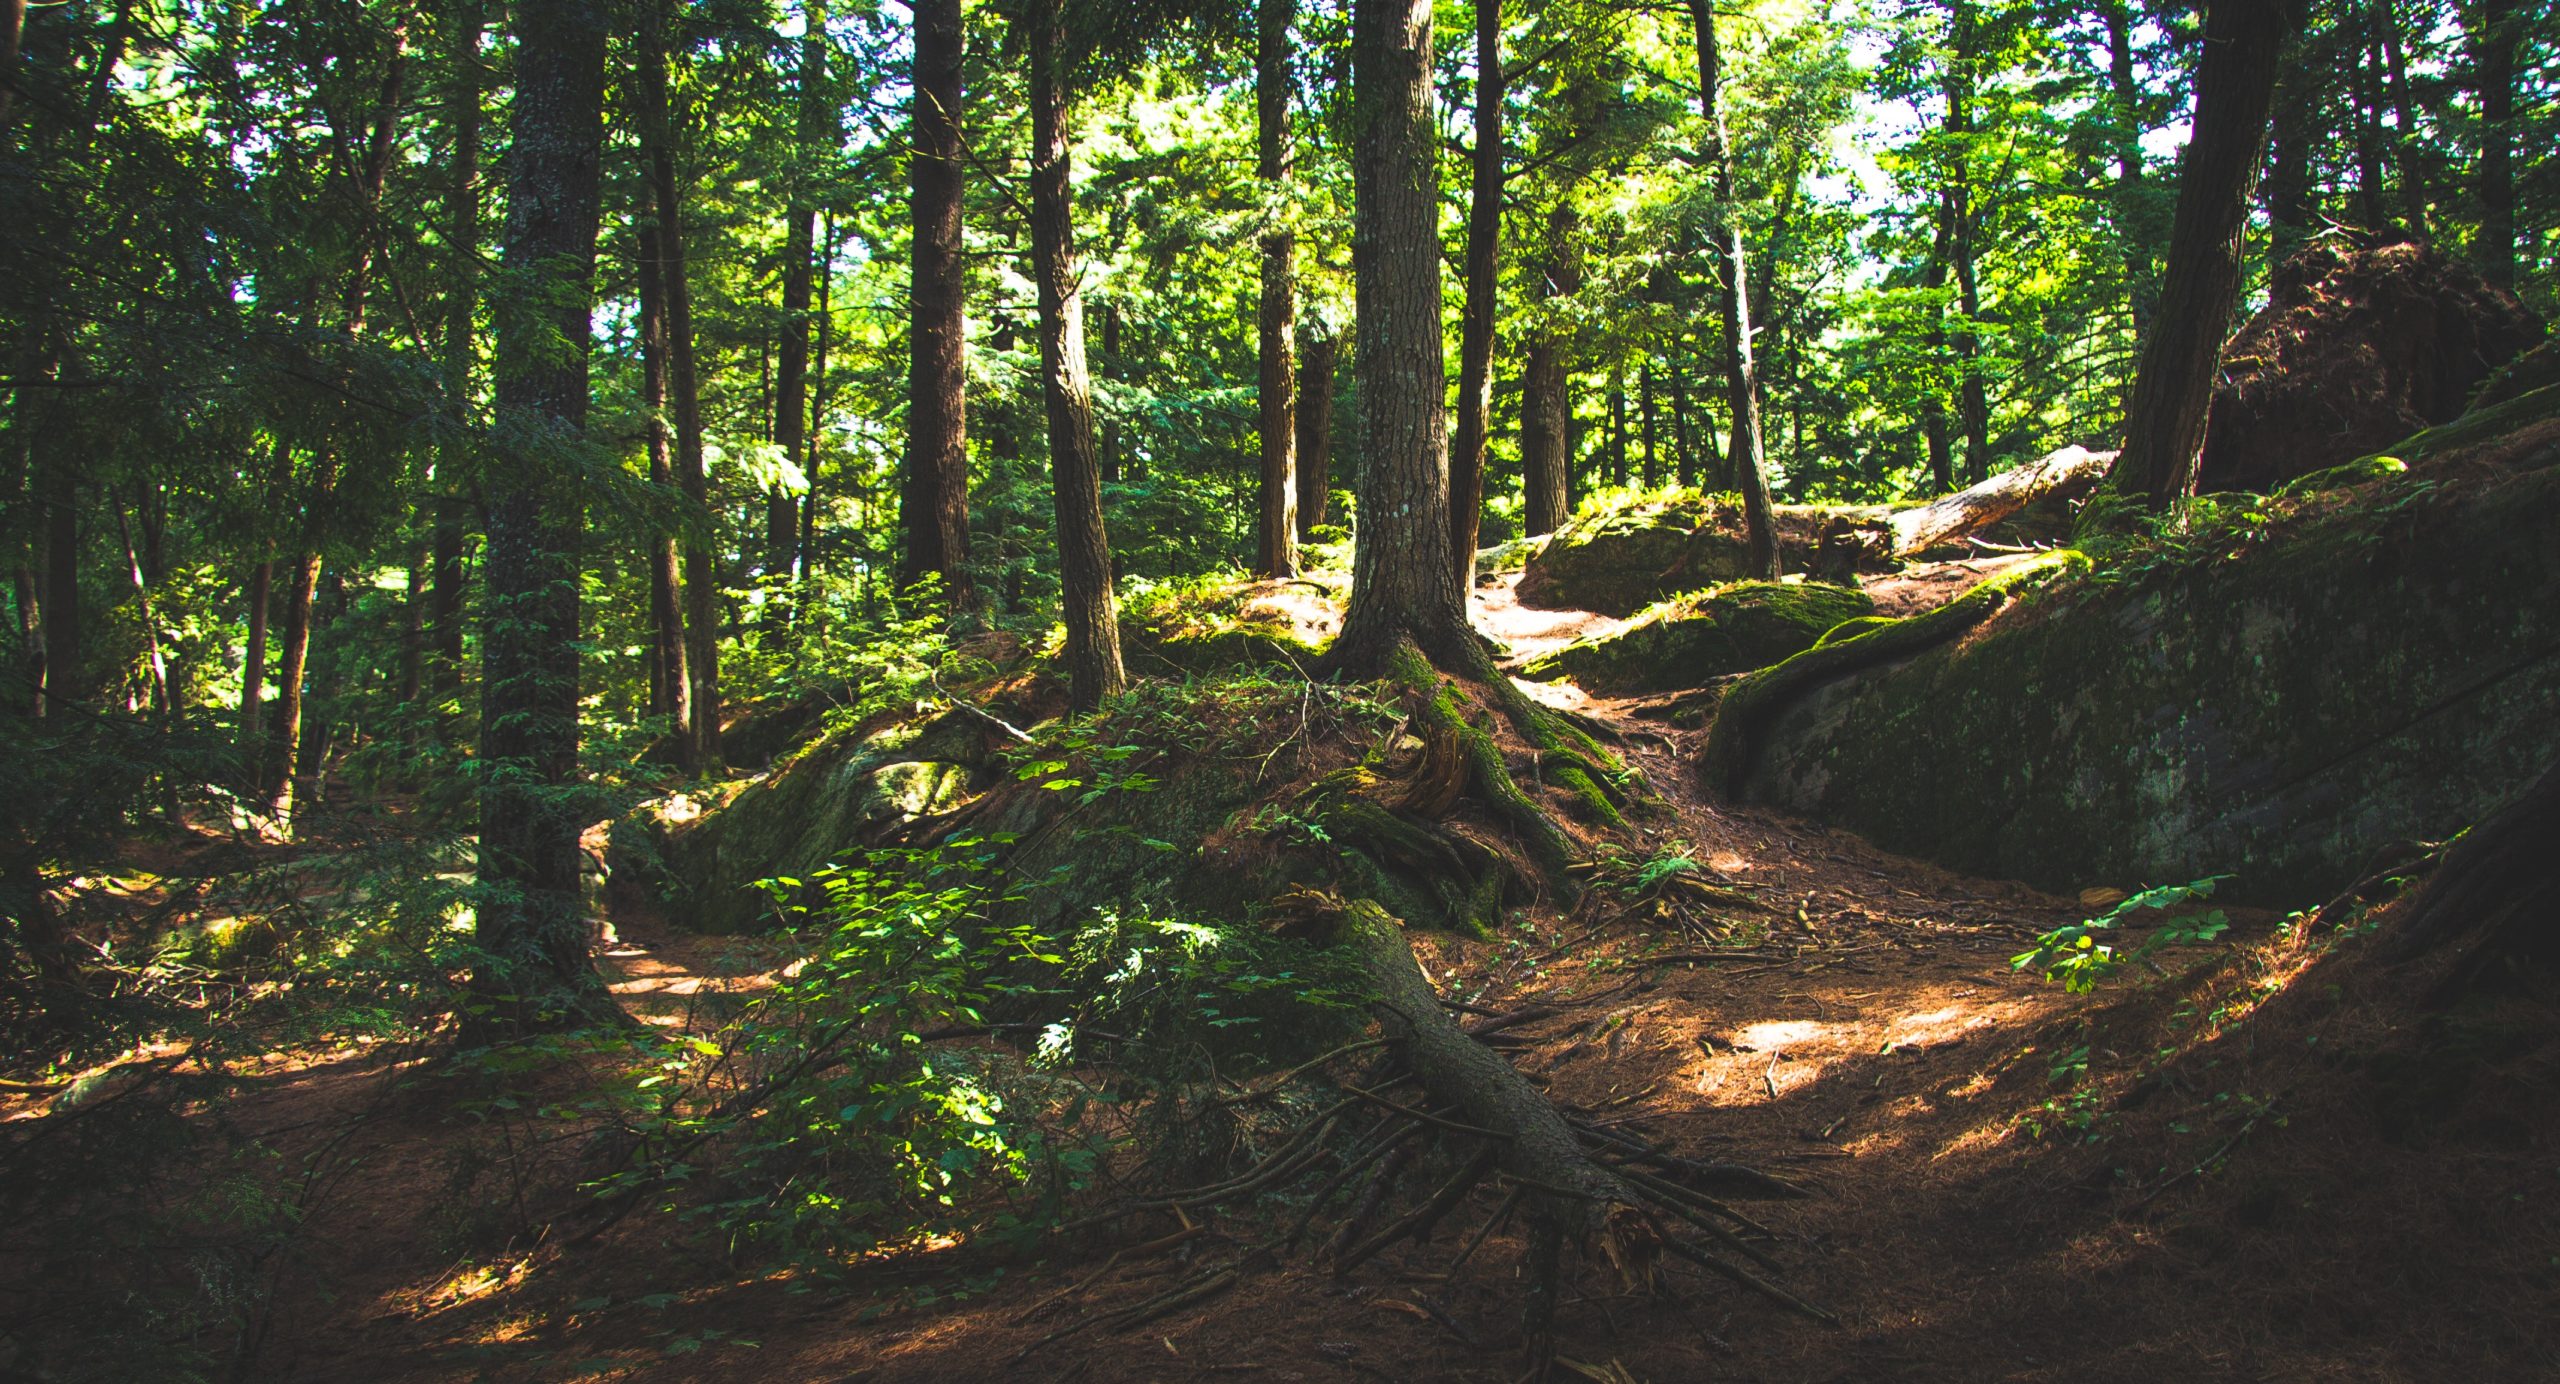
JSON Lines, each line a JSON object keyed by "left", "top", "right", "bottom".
{"left": 1638, "top": 360, "right": 1658, "bottom": 487}
{"left": 1028, "top": 0, "right": 1126, "bottom": 711}
{"left": 2349, "top": 32, "right": 2389, "bottom": 227}
{"left": 1330, "top": 0, "right": 1474, "bottom": 675}
{"left": 2102, "top": 0, "right": 2153, "bottom": 337}
{"left": 2264, "top": 48, "right": 2318, "bottom": 260}
{"left": 638, "top": 215, "right": 691, "bottom": 747}
{"left": 2117, "top": 0, "right": 2302, "bottom": 506}
{"left": 241, "top": 559, "right": 270, "bottom": 774}
{"left": 1521, "top": 205, "right": 1577, "bottom": 537}
{"left": 802, "top": 212, "right": 831, "bottom": 590}
{"left": 432, "top": 2, "right": 480, "bottom": 708}
{"left": 640, "top": 0, "right": 720, "bottom": 761}
{"left": 768, "top": 0, "right": 828, "bottom": 581}
{"left": 1690, "top": 0, "right": 1776, "bottom": 578}
{"left": 1297, "top": 330, "right": 1337, "bottom": 540}
{"left": 268, "top": 552, "right": 319, "bottom": 810}
{"left": 900, "top": 0, "right": 976, "bottom": 611}
{"left": 1448, "top": 0, "right": 1502, "bottom": 582}
{"left": 1254, "top": 0, "right": 1299, "bottom": 578}
{"left": 1945, "top": 2, "right": 1989, "bottom": 484}
{"left": 471, "top": 0, "right": 613, "bottom": 1037}
{"left": 2468, "top": 0, "right": 2518, "bottom": 287}
{"left": 2372, "top": 0, "right": 2425, "bottom": 228}
{"left": 1099, "top": 299, "right": 1121, "bottom": 484}
{"left": 40, "top": 472, "right": 77, "bottom": 708}
{"left": 1606, "top": 367, "right": 1627, "bottom": 486}
{"left": 1669, "top": 364, "right": 1695, "bottom": 487}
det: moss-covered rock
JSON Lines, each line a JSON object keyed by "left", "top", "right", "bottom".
{"left": 617, "top": 709, "right": 996, "bottom": 931}
{"left": 1515, "top": 492, "right": 1898, "bottom": 615}
{"left": 1728, "top": 465, "right": 2560, "bottom": 908}
{"left": 1514, "top": 496, "right": 1719, "bottom": 615}
{"left": 2273, "top": 455, "right": 2408, "bottom": 497}
{"left": 1521, "top": 581, "right": 1874, "bottom": 694}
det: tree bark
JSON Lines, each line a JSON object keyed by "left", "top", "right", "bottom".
{"left": 1448, "top": 0, "right": 1502, "bottom": 582}
{"left": 2466, "top": 0, "right": 2518, "bottom": 287}
{"left": 768, "top": 0, "right": 828, "bottom": 581}
{"left": 1944, "top": 1, "right": 1989, "bottom": 484}
{"left": 2101, "top": 0, "right": 2154, "bottom": 338}
{"left": 639, "top": 0, "right": 720, "bottom": 761}
{"left": 1329, "top": 0, "right": 1476, "bottom": 676}
{"left": 1606, "top": 367, "right": 1627, "bottom": 487}
{"left": 900, "top": 0, "right": 976, "bottom": 611}
{"left": 433, "top": 0, "right": 482, "bottom": 708}
{"left": 1638, "top": 360, "right": 1658, "bottom": 487}
{"left": 1027, "top": 0, "right": 1127, "bottom": 711}
{"left": 1669, "top": 362, "right": 1695, "bottom": 487}
{"left": 1297, "top": 329, "right": 1337, "bottom": 540}
{"left": 471, "top": 0, "right": 613, "bottom": 1036}
{"left": 638, "top": 216, "right": 691, "bottom": 746}
{"left": 801, "top": 212, "right": 831, "bottom": 588}
{"left": 1521, "top": 205, "right": 1577, "bottom": 537}
{"left": 1254, "top": 0, "right": 1299, "bottom": 578}
{"left": 2389, "top": 754, "right": 2560, "bottom": 992}
{"left": 241, "top": 559, "right": 270, "bottom": 775}
{"left": 1885, "top": 445, "right": 2116, "bottom": 556}
{"left": 2116, "top": 0, "right": 2302, "bottom": 507}
{"left": 1689, "top": 0, "right": 1776, "bottom": 578}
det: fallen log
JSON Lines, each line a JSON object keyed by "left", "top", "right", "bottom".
{"left": 1884, "top": 445, "right": 2117, "bottom": 558}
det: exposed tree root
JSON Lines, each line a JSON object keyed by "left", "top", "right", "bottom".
{"left": 2389, "top": 752, "right": 2560, "bottom": 1000}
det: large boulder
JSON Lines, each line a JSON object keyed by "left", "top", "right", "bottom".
{"left": 2199, "top": 236, "right": 2542, "bottom": 493}
{"left": 1723, "top": 452, "right": 2560, "bottom": 908}
{"left": 1521, "top": 581, "right": 1874, "bottom": 695}
{"left": 616, "top": 709, "right": 996, "bottom": 931}
{"left": 1517, "top": 495, "right": 1887, "bottom": 616}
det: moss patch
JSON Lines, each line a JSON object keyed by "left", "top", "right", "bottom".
{"left": 1729, "top": 467, "right": 2560, "bottom": 907}
{"left": 1521, "top": 581, "right": 1875, "bottom": 695}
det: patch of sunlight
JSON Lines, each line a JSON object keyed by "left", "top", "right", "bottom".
{"left": 1507, "top": 675, "right": 1590, "bottom": 712}
{"left": 1736, "top": 1019, "right": 1826, "bottom": 1050}
{"left": 660, "top": 792, "right": 705, "bottom": 824}
{"left": 1708, "top": 852, "right": 1751, "bottom": 875}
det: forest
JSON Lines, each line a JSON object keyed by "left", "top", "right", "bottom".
{"left": 4, "top": 0, "right": 2559, "bottom": 1377}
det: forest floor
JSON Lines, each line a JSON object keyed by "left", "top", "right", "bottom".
{"left": 7, "top": 577, "right": 2557, "bottom": 1383}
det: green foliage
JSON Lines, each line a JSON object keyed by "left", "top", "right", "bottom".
{"left": 2013, "top": 876, "right": 2235, "bottom": 994}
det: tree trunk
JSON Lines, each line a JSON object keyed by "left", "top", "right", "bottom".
{"left": 266, "top": 552, "right": 319, "bottom": 812}
{"left": 1254, "top": 0, "right": 1299, "bottom": 578}
{"left": 768, "top": 0, "right": 828, "bottom": 581}
{"left": 40, "top": 473, "right": 77, "bottom": 708}
{"left": 638, "top": 216, "right": 691, "bottom": 748}
{"left": 1448, "top": 0, "right": 1502, "bottom": 582}
{"left": 1638, "top": 360, "right": 1659, "bottom": 488}
{"left": 2389, "top": 754, "right": 2560, "bottom": 994}
{"left": 1521, "top": 204, "right": 1577, "bottom": 538}
{"left": 470, "top": 0, "right": 613, "bottom": 1037}
{"left": 2349, "top": 30, "right": 2389, "bottom": 227}
{"left": 1329, "top": 0, "right": 1476, "bottom": 676}
{"left": 2263, "top": 49, "right": 2318, "bottom": 262}
{"left": 1669, "top": 363, "right": 1695, "bottom": 487}
{"left": 1690, "top": 0, "right": 1777, "bottom": 578}
{"left": 1027, "top": 0, "right": 1127, "bottom": 711}
{"left": 240, "top": 560, "right": 270, "bottom": 778}
{"left": 433, "top": 0, "right": 482, "bottom": 709}
{"left": 2116, "top": 0, "right": 2302, "bottom": 507}
{"left": 639, "top": 0, "right": 720, "bottom": 762}
{"left": 1297, "top": 330, "right": 1337, "bottom": 540}
{"left": 802, "top": 212, "right": 831, "bottom": 589}
{"left": 2102, "top": 0, "right": 2153, "bottom": 337}
{"left": 901, "top": 0, "right": 976, "bottom": 612}
{"left": 1944, "top": 2, "right": 1989, "bottom": 485}
{"left": 2467, "top": 0, "right": 2518, "bottom": 287}
{"left": 1099, "top": 299, "right": 1121, "bottom": 484}
{"left": 1606, "top": 368, "right": 1627, "bottom": 487}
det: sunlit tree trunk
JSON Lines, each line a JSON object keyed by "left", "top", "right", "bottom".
{"left": 1689, "top": 0, "right": 1776, "bottom": 577}
{"left": 1027, "top": 0, "right": 1126, "bottom": 710}
{"left": 470, "top": 0, "right": 614, "bottom": 1037}
{"left": 1253, "top": 0, "right": 1299, "bottom": 578}
{"left": 2117, "top": 0, "right": 2302, "bottom": 506}
{"left": 1449, "top": 0, "right": 1502, "bottom": 581}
